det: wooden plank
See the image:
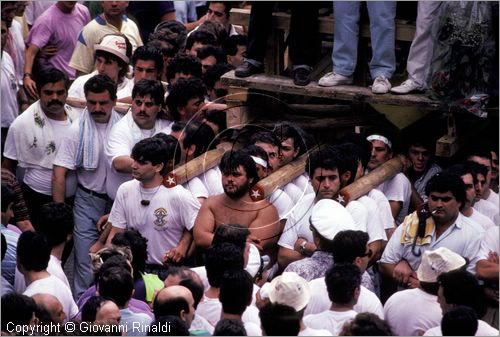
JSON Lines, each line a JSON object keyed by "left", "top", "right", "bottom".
{"left": 221, "top": 71, "right": 442, "bottom": 109}
{"left": 230, "top": 8, "right": 415, "bottom": 42}
{"left": 258, "top": 113, "right": 380, "bottom": 129}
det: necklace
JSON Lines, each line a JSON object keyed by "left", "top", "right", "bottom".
{"left": 139, "top": 184, "right": 162, "bottom": 206}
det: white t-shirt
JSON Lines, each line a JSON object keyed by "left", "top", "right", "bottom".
{"left": 196, "top": 295, "right": 260, "bottom": 328}
{"left": 1, "top": 52, "right": 18, "bottom": 128}
{"left": 305, "top": 277, "right": 384, "bottom": 319}
{"left": 468, "top": 208, "right": 496, "bottom": 231}
{"left": 3, "top": 113, "right": 77, "bottom": 196}
{"left": 23, "top": 275, "right": 78, "bottom": 320}
{"left": 54, "top": 119, "right": 110, "bottom": 193}
{"left": 278, "top": 194, "right": 316, "bottom": 250}
{"left": 292, "top": 173, "right": 314, "bottom": 196}
{"left": 376, "top": 172, "right": 412, "bottom": 224}
{"left": 9, "top": 20, "right": 25, "bottom": 84}
{"left": 303, "top": 310, "right": 357, "bottom": 336}
{"left": 383, "top": 288, "right": 442, "bottom": 336}
{"left": 283, "top": 181, "right": 308, "bottom": 205}
{"left": 183, "top": 176, "right": 209, "bottom": 200}
{"left": 244, "top": 322, "right": 262, "bottom": 336}
{"left": 104, "top": 112, "right": 172, "bottom": 199}
{"left": 299, "top": 326, "right": 333, "bottom": 336}
{"left": 486, "top": 189, "right": 499, "bottom": 207}
{"left": 358, "top": 195, "right": 387, "bottom": 243}
{"left": 269, "top": 188, "right": 294, "bottom": 220}
{"left": 200, "top": 166, "right": 223, "bottom": 196}
{"left": 474, "top": 200, "right": 499, "bottom": 225}
{"left": 15, "top": 255, "right": 71, "bottom": 294}
{"left": 345, "top": 200, "right": 368, "bottom": 232}
{"left": 477, "top": 226, "right": 499, "bottom": 260}
{"left": 424, "top": 320, "right": 499, "bottom": 336}
{"left": 368, "top": 188, "right": 395, "bottom": 230}
{"left": 109, "top": 180, "right": 200, "bottom": 264}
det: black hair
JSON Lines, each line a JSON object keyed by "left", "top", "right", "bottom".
{"left": 148, "top": 316, "right": 190, "bottom": 336}
{"left": 213, "top": 318, "right": 247, "bottom": 336}
{"left": 341, "top": 312, "right": 393, "bottom": 336}
{"left": 152, "top": 19, "right": 188, "bottom": 52}
{"left": 203, "top": 62, "right": 234, "bottom": 91}
{"left": 249, "top": 130, "right": 281, "bottom": 148}
{"left": 81, "top": 296, "right": 115, "bottom": 323}
{"left": 17, "top": 230, "right": 51, "bottom": 272}
{"left": 467, "top": 145, "right": 493, "bottom": 163}
{"left": 331, "top": 230, "right": 369, "bottom": 264}
{"left": 419, "top": 281, "right": 440, "bottom": 296}
{"left": 132, "top": 79, "right": 165, "bottom": 107}
{"left": 35, "top": 67, "right": 69, "bottom": 94}
{"left": 166, "top": 77, "right": 206, "bottom": 121}
{"left": 272, "top": 121, "right": 307, "bottom": 156}
{"left": 97, "top": 265, "right": 134, "bottom": 308}
{"left": 146, "top": 38, "right": 177, "bottom": 58}
{"left": 166, "top": 54, "right": 202, "bottom": 82}
{"left": 131, "top": 137, "right": 170, "bottom": 175}
{"left": 203, "top": 109, "right": 227, "bottom": 134}
{"left": 212, "top": 224, "right": 250, "bottom": 251}
{"left": 441, "top": 306, "right": 478, "bottom": 336}
{"left": 207, "top": 1, "right": 235, "bottom": 18}
{"left": 153, "top": 292, "right": 190, "bottom": 319}
{"left": 185, "top": 29, "right": 217, "bottom": 51}
{"left": 95, "top": 33, "right": 133, "bottom": 79}
{"left": 332, "top": 144, "right": 360, "bottom": 185}
{"left": 84, "top": 74, "right": 118, "bottom": 101}
{"left": 242, "top": 144, "right": 269, "bottom": 164}
{"left": 424, "top": 172, "right": 467, "bottom": 209}
{"left": 111, "top": 229, "right": 148, "bottom": 280}
{"left": 306, "top": 146, "right": 340, "bottom": 177}
{"left": 173, "top": 120, "right": 218, "bottom": 158}
{"left": 325, "top": 263, "right": 361, "bottom": 305}
{"left": 152, "top": 133, "right": 182, "bottom": 167}
{"left": 37, "top": 202, "right": 74, "bottom": 248}
{"left": 179, "top": 278, "right": 204, "bottom": 309}
{"left": 205, "top": 242, "right": 244, "bottom": 288}
{"left": 438, "top": 270, "right": 486, "bottom": 318}
{"left": 1, "top": 234, "right": 6, "bottom": 261}
{"left": 219, "top": 269, "right": 253, "bottom": 315}
{"left": 223, "top": 34, "right": 247, "bottom": 56}
{"left": 447, "top": 163, "right": 475, "bottom": 179}
{"left": 1, "top": 293, "right": 37, "bottom": 331}
{"left": 131, "top": 45, "right": 164, "bottom": 73}
{"left": 219, "top": 150, "right": 259, "bottom": 187}
{"left": 259, "top": 302, "right": 300, "bottom": 336}
{"left": 405, "top": 135, "right": 436, "bottom": 155}
{"left": 338, "top": 133, "right": 372, "bottom": 170}
{"left": 1, "top": 184, "right": 15, "bottom": 212}
{"left": 465, "top": 160, "right": 488, "bottom": 182}
{"left": 196, "top": 44, "right": 226, "bottom": 64}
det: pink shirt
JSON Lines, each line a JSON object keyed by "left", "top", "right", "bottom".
{"left": 27, "top": 3, "right": 90, "bottom": 79}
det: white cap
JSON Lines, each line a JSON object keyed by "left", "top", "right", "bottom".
{"left": 95, "top": 34, "right": 129, "bottom": 63}
{"left": 417, "top": 247, "right": 466, "bottom": 283}
{"left": 268, "top": 272, "right": 310, "bottom": 311}
{"left": 310, "top": 199, "right": 356, "bottom": 240}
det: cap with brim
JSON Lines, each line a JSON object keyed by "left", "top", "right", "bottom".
{"left": 310, "top": 199, "right": 356, "bottom": 241}
{"left": 94, "top": 34, "right": 129, "bottom": 63}
{"left": 268, "top": 272, "right": 310, "bottom": 311}
{"left": 417, "top": 247, "right": 466, "bottom": 283}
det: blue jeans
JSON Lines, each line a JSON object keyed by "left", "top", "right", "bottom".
{"left": 332, "top": 1, "right": 396, "bottom": 79}
{"left": 72, "top": 187, "right": 112, "bottom": 298}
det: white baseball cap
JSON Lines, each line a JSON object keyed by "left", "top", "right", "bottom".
{"left": 268, "top": 272, "right": 310, "bottom": 311}
{"left": 95, "top": 34, "right": 130, "bottom": 63}
{"left": 310, "top": 199, "right": 356, "bottom": 240}
{"left": 417, "top": 247, "right": 466, "bottom": 283}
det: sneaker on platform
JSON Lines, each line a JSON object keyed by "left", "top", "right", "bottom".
{"left": 371, "top": 75, "right": 391, "bottom": 94}
{"left": 390, "top": 79, "right": 423, "bottom": 94}
{"left": 318, "top": 72, "right": 353, "bottom": 87}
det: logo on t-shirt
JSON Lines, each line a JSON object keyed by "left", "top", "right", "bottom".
{"left": 153, "top": 207, "right": 168, "bottom": 230}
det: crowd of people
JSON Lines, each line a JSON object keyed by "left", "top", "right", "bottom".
{"left": 1, "top": 1, "right": 499, "bottom": 336}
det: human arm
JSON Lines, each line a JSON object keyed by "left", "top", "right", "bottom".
{"left": 112, "top": 156, "right": 134, "bottom": 173}
{"left": 164, "top": 228, "right": 193, "bottom": 264}
{"left": 388, "top": 200, "right": 403, "bottom": 221}
{"left": 277, "top": 239, "right": 315, "bottom": 272}
{"left": 249, "top": 203, "right": 281, "bottom": 256}
{"left": 105, "top": 225, "right": 125, "bottom": 245}
{"left": 52, "top": 165, "right": 68, "bottom": 203}
{"left": 1, "top": 158, "right": 18, "bottom": 174}
{"left": 192, "top": 198, "right": 216, "bottom": 249}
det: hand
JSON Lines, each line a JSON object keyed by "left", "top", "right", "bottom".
{"left": 23, "top": 76, "right": 38, "bottom": 99}
{"left": 407, "top": 274, "right": 420, "bottom": 289}
{"left": 393, "top": 259, "right": 415, "bottom": 285}
{"left": 200, "top": 102, "right": 226, "bottom": 112}
{"left": 39, "top": 44, "right": 58, "bottom": 58}
{"left": 96, "top": 213, "right": 110, "bottom": 233}
{"left": 255, "top": 288, "right": 270, "bottom": 310}
{"left": 163, "top": 246, "right": 186, "bottom": 264}
{"left": 488, "top": 251, "right": 499, "bottom": 264}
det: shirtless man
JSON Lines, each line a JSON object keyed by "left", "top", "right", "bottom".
{"left": 193, "top": 150, "right": 280, "bottom": 256}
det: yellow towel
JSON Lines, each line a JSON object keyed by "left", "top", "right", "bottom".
{"left": 400, "top": 210, "right": 435, "bottom": 245}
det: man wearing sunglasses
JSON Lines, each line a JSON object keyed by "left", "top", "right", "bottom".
{"left": 379, "top": 172, "right": 484, "bottom": 299}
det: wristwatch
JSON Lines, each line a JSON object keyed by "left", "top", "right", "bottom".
{"left": 299, "top": 240, "right": 307, "bottom": 255}
{"left": 23, "top": 73, "right": 33, "bottom": 79}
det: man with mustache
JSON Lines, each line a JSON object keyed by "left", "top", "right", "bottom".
{"left": 193, "top": 150, "right": 281, "bottom": 258}
{"left": 51, "top": 74, "right": 121, "bottom": 298}
{"left": 2, "top": 68, "right": 77, "bottom": 227}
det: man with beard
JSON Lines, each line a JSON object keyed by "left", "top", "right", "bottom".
{"left": 52, "top": 74, "right": 122, "bottom": 298}
{"left": 193, "top": 150, "right": 280, "bottom": 257}
{"left": 106, "top": 137, "right": 200, "bottom": 279}
{"left": 2, "top": 68, "right": 77, "bottom": 227}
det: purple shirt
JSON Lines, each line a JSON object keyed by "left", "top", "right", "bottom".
{"left": 27, "top": 3, "right": 90, "bottom": 79}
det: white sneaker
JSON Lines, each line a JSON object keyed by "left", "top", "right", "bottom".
{"left": 390, "top": 79, "right": 422, "bottom": 94}
{"left": 371, "top": 75, "right": 391, "bottom": 94}
{"left": 318, "top": 72, "right": 353, "bottom": 87}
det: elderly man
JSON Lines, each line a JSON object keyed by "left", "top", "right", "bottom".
{"left": 2, "top": 68, "right": 77, "bottom": 226}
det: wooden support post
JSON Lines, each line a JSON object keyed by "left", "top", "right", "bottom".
{"left": 435, "top": 113, "right": 459, "bottom": 157}
{"left": 226, "top": 86, "right": 251, "bottom": 128}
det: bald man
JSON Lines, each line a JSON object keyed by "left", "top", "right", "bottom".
{"left": 153, "top": 285, "right": 196, "bottom": 328}
{"left": 32, "top": 293, "right": 67, "bottom": 324}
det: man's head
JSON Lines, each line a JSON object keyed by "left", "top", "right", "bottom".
{"left": 1, "top": 184, "right": 15, "bottom": 225}
{"left": 259, "top": 302, "right": 300, "bottom": 336}
{"left": 212, "top": 224, "right": 251, "bottom": 268}
{"left": 81, "top": 296, "right": 121, "bottom": 323}
{"left": 131, "top": 137, "right": 170, "bottom": 180}
{"left": 37, "top": 202, "right": 74, "bottom": 250}
{"left": 166, "top": 77, "right": 206, "bottom": 121}
{"left": 131, "top": 79, "right": 165, "bottom": 129}
{"left": 84, "top": 74, "right": 117, "bottom": 124}
{"left": 331, "top": 230, "right": 371, "bottom": 273}
{"left": 153, "top": 285, "right": 195, "bottom": 327}
{"left": 97, "top": 265, "right": 134, "bottom": 309}
{"left": 219, "top": 269, "right": 253, "bottom": 316}
{"left": 407, "top": 137, "right": 435, "bottom": 173}
{"left": 170, "top": 120, "right": 217, "bottom": 164}
{"left": 1, "top": 293, "right": 38, "bottom": 332}
{"left": 94, "top": 34, "right": 132, "bottom": 82}
{"left": 325, "top": 263, "right": 361, "bottom": 307}
{"left": 32, "top": 294, "right": 67, "bottom": 324}
{"left": 249, "top": 131, "right": 281, "bottom": 172}
{"left": 219, "top": 150, "right": 259, "bottom": 199}
{"left": 268, "top": 272, "right": 311, "bottom": 314}
{"left": 467, "top": 147, "right": 494, "bottom": 191}
{"left": 331, "top": 144, "right": 361, "bottom": 187}
{"left": 163, "top": 267, "right": 204, "bottom": 310}
{"left": 213, "top": 319, "right": 247, "bottom": 336}
{"left": 205, "top": 242, "right": 244, "bottom": 288}
{"left": 196, "top": 45, "right": 226, "bottom": 75}
{"left": 202, "top": 109, "right": 227, "bottom": 136}
{"left": 447, "top": 163, "right": 477, "bottom": 209}
{"left": 272, "top": 122, "right": 306, "bottom": 167}
{"left": 36, "top": 68, "right": 69, "bottom": 116}
{"left": 425, "top": 172, "right": 466, "bottom": 225}
{"left": 101, "top": 1, "right": 128, "bottom": 19}
{"left": 206, "top": 1, "right": 235, "bottom": 30}
{"left": 166, "top": 54, "right": 202, "bottom": 85}
{"left": 152, "top": 132, "right": 181, "bottom": 172}
{"left": 242, "top": 145, "right": 270, "bottom": 180}
{"left": 131, "top": 46, "right": 164, "bottom": 83}
{"left": 16, "top": 231, "right": 51, "bottom": 273}
{"left": 56, "top": 1, "right": 77, "bottom": 14}
{"left": 306, "top": 147, "right": 341, "bottom": 199}
{"left": 366, "top": 134, "right": 393, "bottom": 170}
{"left": 465, "top": 161, "right": 489, "bottom": 202}
{"left": 185, "top": 30, "right": 218, "bottom": 57}
{"left": 223, "top": 34, "right": 247, "bottom": 67}
{"left": 441, "top": 306, "right": 478, "bottom": 336}
{"left": 490, "top": 150, "right": 498, "bottom": 181}
{"left": 111, "top": 229, "right": 148, "bottom": 280}
{"left": 340, "top": 312, "right": 393, "bottom": 336}
{"left": 203, "top": 63, "right": 233, "bottom": 101}
{"left": 1, "top": 1, "right": 17, "bottom": 28}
